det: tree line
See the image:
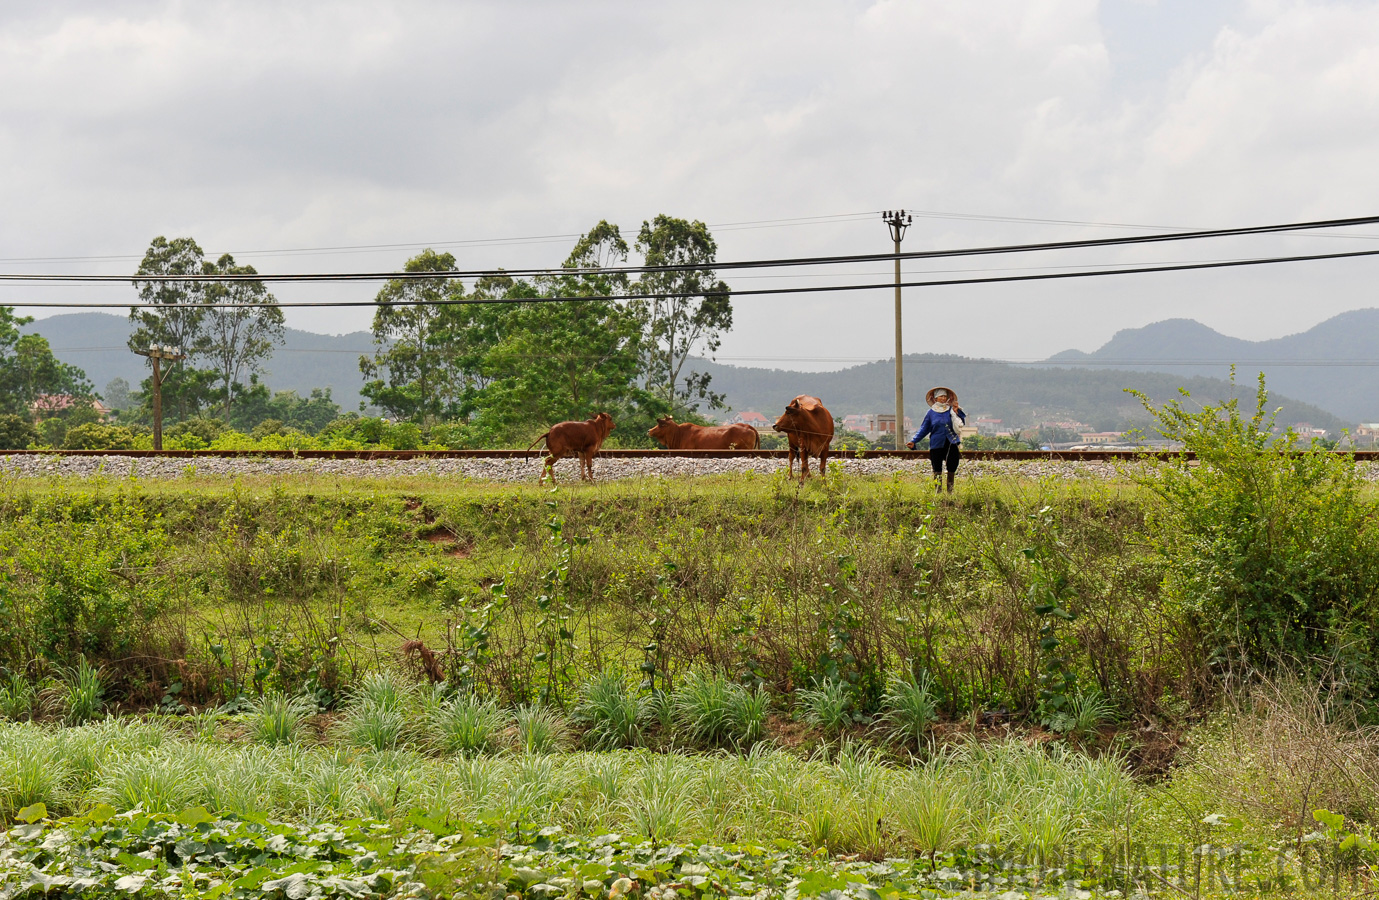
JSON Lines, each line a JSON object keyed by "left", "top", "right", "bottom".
{"left": 77, "top": 216, "right": 734, "bottom": 446}
{"left": 359, "top": 216, "right": 732, "bottom": 443}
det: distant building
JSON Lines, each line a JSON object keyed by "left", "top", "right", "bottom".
{"left": 1078, "top": 431, "right": 1125, "bottom": 444}
{"left": 1355, "top": 423, "right": 1379, "bottom": 447}
{"left": 1292, "top": 423, "right": 1328, "bottom": 440}
{"left": 841, "top": 413, "right": 914, "bottom": 440}
{"left": 724, "top": 410, "right": 771, "bottom": 429}
{"left": 30, "top": 395, "right": 110, "bottom": 420}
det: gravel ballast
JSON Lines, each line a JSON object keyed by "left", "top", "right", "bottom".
{"left": 0, "top": 453, "right": 1146, "bottom": 482}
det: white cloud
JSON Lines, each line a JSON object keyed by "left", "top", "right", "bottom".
{"left": 0, "top": 0, "right": 1377, "bottom": 373}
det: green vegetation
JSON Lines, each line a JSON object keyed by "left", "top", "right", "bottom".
{"left": 1133, "top": 375, "right": 1379, "bottom": 668}
{"left": 0, "top": 307, "right": 94, "bottom": 421}
{"left": 3, "top": 387, "right": 1379, "bottom": 894}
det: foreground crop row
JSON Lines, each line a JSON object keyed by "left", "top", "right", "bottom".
{"left": 0, "top": 719, "right": 1132, "bottom": 859}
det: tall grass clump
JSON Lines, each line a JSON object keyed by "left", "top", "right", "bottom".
{"left": 619, "top": 753, "right": 702, "bottom": 845}
{"left": 877, "top": 672, "right": 938, "bottom": 753}
{"left": 1134, "top": 374, "right": 1379, "bottom": 679}
{"left": 52, "top": 658, "right": 104, "bottom": 725}
{"left": 0, "top": 730, "right": 67, "bottom": 819}
{"left": 514, "top": 704, "right": 569, "bottom": 754}
{"left": 0, "top": 673, "right": 35, "bottom": 721}
{"left": 248, "top": 691, "right": 315, "bottom": 745}
{"left": 573, "top": 671, "right": 644, "bottom": 749}
{"left": 1052, "top": 689, "right": 1113, "bottom": 739}
{"left": 796, "top": 677, "right": 854, "bottom": 738}
{"left": 672, "top": 672, "right": 766, "bottom": 750}
{"left": 92, "top": 746, "right": 206, "bottom": 814}
{"left": 336, "top": 672, "right": 418, "bottom": 751}
{"left": 426, "top": 694, "right": 506, "bottom": 756}
{"left": 892, "top": 762, "right": 968, "bottom": 869}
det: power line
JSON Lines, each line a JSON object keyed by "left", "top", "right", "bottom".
{"left": 5, "top": 212, "right": 1379, "bottom": 283}
{"left": 0, "top": 212, "right": 882, "bottom": 265}
{"left": 3, "top": 244, "right": 1379, "bottom": 309}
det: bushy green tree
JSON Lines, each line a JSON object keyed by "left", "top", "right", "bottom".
{"left": 202, "top": 253, "right": 284, "bottom": 419}
{"left": 1133, "top": 374, "right": 1379, "bottom": 675}
{"left": 359, "top": 250, "right": 469, "bottom": 421}
{"left": 633, "top": 215, "right": 732, "bottom": 414}
{"left": 229, "top": 383, "right": 340, "bottom": 434}
{"left": 128, "top": 237, "right": 218, "bottom": 422}
{"left": 472, "top": 222, "right": 663, "bottom": 439}
{"left": 0, "top": 414, "right": 37, "bottom": 449}
{"left": 0, "top": 308, "right": 94, "bottom": 417}
{"left": 102, "top": 377, "right": 132, "bottom": 411}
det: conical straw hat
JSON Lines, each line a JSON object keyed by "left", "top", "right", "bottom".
{"left": 925, "top": 386, "right": 958, "bottom": 407}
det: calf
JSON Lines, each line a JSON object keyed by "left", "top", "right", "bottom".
{"left": 526, "top": 412, "right": 615, "bottom": 483}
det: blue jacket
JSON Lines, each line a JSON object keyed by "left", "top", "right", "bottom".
{"left": 911, "top": 407, "right": 966, "bottom": 449}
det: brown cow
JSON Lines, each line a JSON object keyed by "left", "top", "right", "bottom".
{"left": 526, "top": 412, "right": 614, "bottom": 484}
{"left": 647, "top": 416, "right": 760, "bottom": 450}
{"left": 772, "top": 395, "right": 833, "bottom": 481}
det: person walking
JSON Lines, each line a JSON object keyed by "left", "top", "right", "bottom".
{"left": 906, "top": 386, "right": 966, "bottom": 493}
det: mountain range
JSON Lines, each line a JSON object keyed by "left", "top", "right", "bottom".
{"left": 1045, "top": 309, "right": 1379, "bottom": 422}
{"left": 18, "top": 312, "right": 374, "bottom": 413}
{"left": 693, "top": 355, "right": 1348, "bottom": 434}
{"left": 15, "top": 310, "right": 1367, "bottom": 435}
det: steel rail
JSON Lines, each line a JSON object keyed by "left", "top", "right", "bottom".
{"left": 5, "top": 448, "right": 1379, "bottom": 461}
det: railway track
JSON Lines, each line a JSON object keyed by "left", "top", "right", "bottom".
{"left": 3, "top": 447, "right": 1376, "bottom": 461}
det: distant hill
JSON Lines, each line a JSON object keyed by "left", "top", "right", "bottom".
{"left": 19, "top": 313, "right": 374, "bottom": 412}
{"left": 694, "top": 354, "right": 1350, "bottom": 435}
{"left": 18, "top": 312, "right": 1352, "bottom": 435}
{"left": 1045, "top": 309, "right": 1379, "bottom": 422}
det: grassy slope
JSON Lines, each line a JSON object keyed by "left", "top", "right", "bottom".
{"left": 0, "top": 469, "right": 1185, "bottom": 721}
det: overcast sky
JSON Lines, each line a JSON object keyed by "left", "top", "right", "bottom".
{"left": 3, "top": 0, "right": 1378, "bottom": 370}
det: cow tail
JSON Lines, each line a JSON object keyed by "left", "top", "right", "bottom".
{"left": 747, "top": 427, "right": 760, "bottom": 450}
{"left": 526, "top": 431, "right": 550, "bottom": 459}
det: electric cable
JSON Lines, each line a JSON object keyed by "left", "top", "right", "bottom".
{"left": 3, "top": 212, "right": 1379, "bottom": 282}
{"left": 2, "top": 244, "right": 1378, "bottom": 308}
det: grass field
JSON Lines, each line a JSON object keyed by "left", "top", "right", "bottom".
{"left": 2, "top": 455, "right": 1377, "bottom": 896}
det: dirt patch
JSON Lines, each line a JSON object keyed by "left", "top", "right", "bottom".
{"left": 1124, "top": 720, "right": 1184, "bottom": 777}
{"left": 420, "top": 527, "right": 472, "bottom": 557}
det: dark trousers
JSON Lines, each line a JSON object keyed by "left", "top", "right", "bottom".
{"left": 929, "top": 442, "right": 960, "bottom": 475}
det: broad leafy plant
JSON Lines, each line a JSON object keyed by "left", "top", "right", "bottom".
{"left": 1132, "top": 374, "right": 1379, "bottom": 675}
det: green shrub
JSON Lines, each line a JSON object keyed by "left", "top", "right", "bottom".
{"left": 0, "top": 415, "right": 37, "bottom": 450}
{"left": 355, "top": 417, "right": 387, "bottom": 444}
{"left": 36, "top": 418, "right": 66, "bottom": 447}
{"left": 251, "top": 418, "right": 286, "bottom": 440}
{"left": 169, "top": 417, "right": 228, "bottom": 445}
{"left": 63, "top": 424, "right": 136, "bottom": 451}
{"left": 1134, "top": 375, "right": 1379, "bottom": 673}
{"left": 383, "top": 422, "right": 423, "bottom": 451}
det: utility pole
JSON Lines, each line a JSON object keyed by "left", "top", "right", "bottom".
{"left": 882, "top": 210, "right": 912, "bottom": 449}
{"left": 133, "top": 344, "right": 187, "bottom": 451}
